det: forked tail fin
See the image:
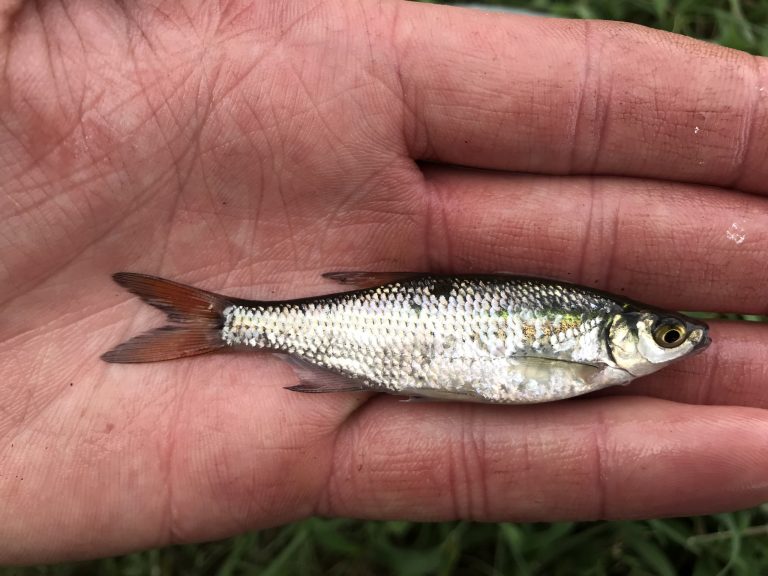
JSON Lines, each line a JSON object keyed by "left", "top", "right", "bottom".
{"left": 101, "top": 272, "right": 229, "bottom": 363}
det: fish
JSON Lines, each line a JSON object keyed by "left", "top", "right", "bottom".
{"left": 102, "top": 272, "right": 710, "bottom": 404}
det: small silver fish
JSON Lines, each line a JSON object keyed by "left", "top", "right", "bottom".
{"left": 102, "top": 272, "right": 710, "bottom": 404}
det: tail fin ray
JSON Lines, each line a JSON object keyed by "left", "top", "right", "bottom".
{"left": 102, "top": 273, "right": 228, "bottom": 363}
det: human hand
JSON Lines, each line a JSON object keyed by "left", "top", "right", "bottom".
{"left": 2, "top": 0, "right": 767, "bottom": 564}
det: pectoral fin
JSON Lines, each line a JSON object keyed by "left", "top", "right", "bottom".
{"left": 286, "top": 382, "right": 367, "bottom": 393}
{"left": 513, "top": 356, "right": 632, "bottom": 386}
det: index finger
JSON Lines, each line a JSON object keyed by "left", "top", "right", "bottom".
{"left": 394, "top": 3, "right": 768, "bottom": 193}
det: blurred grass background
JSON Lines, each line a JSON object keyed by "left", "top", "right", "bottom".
{"left": 438, "top": 0, "right": 768, "bottom": 55}
{"left": 9, "top": 512, "right": 768, "bottom": 575}
{"left": 5, "top": 1, "right": 768, "bottom": 575}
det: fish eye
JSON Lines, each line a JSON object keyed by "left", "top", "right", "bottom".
{"left": 653, "top": 320, "right": 687, "bottom": 348}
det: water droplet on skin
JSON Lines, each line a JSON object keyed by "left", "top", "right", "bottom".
{"left": 726, "top": 222, "right": 747, "bottom": 245}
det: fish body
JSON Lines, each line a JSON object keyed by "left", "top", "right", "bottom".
{"left": 103, "top": 272, "right": 710, "bottom": 404}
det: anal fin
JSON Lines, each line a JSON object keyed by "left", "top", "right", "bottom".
{"left": 277, "top": 354, "right": 369, "bottom": 394}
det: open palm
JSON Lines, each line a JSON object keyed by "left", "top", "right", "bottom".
{"left": 2, "top": 0, "right": 768, "bottom": 564}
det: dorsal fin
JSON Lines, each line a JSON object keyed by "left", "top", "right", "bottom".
{"left": 321, "top": 271, "right": 421, "bottom": 289}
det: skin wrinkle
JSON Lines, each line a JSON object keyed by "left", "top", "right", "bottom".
{"left": 2, "top": 81, "right": 88, "bottom": 185}
{"left": 311, "top": 410, "right": 358, "bottom": 521}
{"left": 322, "top": 162, "right": 407, "bottom": 250}
{"left": 74, "top": 110, "right": 121, "bottom": 184}
{"left": 389, "top": 8, "right": 429, "bottom": 160}
{"left": 729, "top": 54, "right": 762, "bottom": 189}
{"left": 317, "top": 392, "right": 383, "bottom": 518}
{"left": 421, "top": 175, "right": 451, "bottom": 273}
{"left": 58, "top": 4, "right": 89, "bottom": 111}
{"left": 139, "top": 80, "right": 198, "bottom": 277}
{"left": 192, "top": 110, "right": 256, "bottom": 275}
{"left": 519, "top": 423, "right": 532, "bottom": 508}
{"left": 591, "top": 408, "right": 608, "bottom": 519}
{"left": 464, "top": 407, "right": 489, "bottom": 520}
{"left": 272, "top": 0, "right": 328, "bottom": 46}
{"left": 0, "top": 336, "right": 77, "bottom": 440}
{"left": 241, "top": 97, "right": 272, "bottom": 247}
{"left": 446, "top": 413, "right": 462, "bottom": 519}
{"left": 1, "top": 14, "right": 195, "bottom": 302}
{"left": 33, "top": 6, "right": 60, "bottom": 119}
{"left": 0, "top": 1, "right": 23, "bottom": 78}
{"left": 587, "top": 30, "right": 611, "bottom": 175}
{"left": 40, "top": 15, "right": 96, "bottom": 171}
{"left": 183, "top": 73, "right": 226, "bottom": 255}
{"left": 167, "top": 1, "right": 200, "bottom": 40}
{"left": 217, "top": 1, "right": 255, "bottom": 37}
{"left": 143, "top": 63, "right": 201, "bottom": 137}
{"left": 2, "top": 290, "right": 123, "bottom": 349}
{"left": 0, "top": 108, "right": 38, "bottom": 180}
{"left": 568, "top": 19, "right": 591, "bottom": 173}
{"left": 14, "top": 115, "right": 85, "bottom": 178}
{"left": 274, "top": 184, "right": 302, "bottom": 268}
{"left": 602, "top": 191, "right": 621, "bottom": 292}
{"left": 577, "top": 178, "right": 596, "bottom": 286}
{"left": 357, "top": 1, "right": 411, "bottom": 131}
{"left": 235, "top": 468, "right": 261, "bottom": 536}
{"left": 698, "top": 340, "right": 720, "bottom": 406}
{"left": 276, "top": 61, "right": 332, "bottom": 264}
{"left": 472, "top": 414, "right": 488, "bottom": 519}
{"left": 739, "top": 57, "right": 768, "bottom": 193}
{"left": 204, "top": 51, "right": 268, "bottom": 107}
{"left": 285, "top": 59, "right": 345, "bottom": 150}
{"left": 162, "top": 363, "right": 192, "bottom": 545}
{"left": 115, "top": 3, "right": 156, "bottom": 53}
{"left": 191, "top": 412, "right": 330, "bottom": 539}
{"left": 0, "top": 196, "right": 138, "bottom": 308}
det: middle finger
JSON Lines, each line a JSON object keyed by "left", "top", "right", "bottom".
{"left": 422, "top": 166, "right": 767, "bottom": 313}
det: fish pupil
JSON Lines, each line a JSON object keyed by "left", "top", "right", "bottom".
{"left": 664, "top": 329, "right": 681, "bottom": 344}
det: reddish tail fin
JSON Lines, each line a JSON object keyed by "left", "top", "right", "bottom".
{"left": 102, "top": 273, "right": 229, "bottom": 363}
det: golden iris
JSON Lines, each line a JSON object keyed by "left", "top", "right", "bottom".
{"left": 653, "top": 321, "right": 687, "bottom": 348}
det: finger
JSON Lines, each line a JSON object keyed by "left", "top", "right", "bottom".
{"left": 319, "top": 396, "right": 768, "bottom": 522}
{"left": 422, "top": 167, "right": 768, "bottom": 314}
{"left": 395, "top": 3, "right": 768, "bottom": 193}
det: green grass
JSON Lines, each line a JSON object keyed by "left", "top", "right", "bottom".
{"left": 7, "top": 511, "right": 768, "bottom": 575}
{"left": 426, "top": 0, "right": 768, "bottom": 55}
{"left": 6, "top": 1, "right": 768, "bottom": 574}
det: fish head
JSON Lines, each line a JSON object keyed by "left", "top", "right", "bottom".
{"left": 607, "top": 310, "right": 710, "bottom": 377}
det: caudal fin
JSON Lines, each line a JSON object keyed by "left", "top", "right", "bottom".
{"left": 102, "top": 272, "right": 229, "bottom": 363}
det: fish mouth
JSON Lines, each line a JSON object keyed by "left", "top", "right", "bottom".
{"left": 689, "top": 327, "right": 711, "bottom": 354}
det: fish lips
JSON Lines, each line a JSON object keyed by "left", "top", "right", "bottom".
{"left": 687, "top": 322, "right": 711, "bottom": 355}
